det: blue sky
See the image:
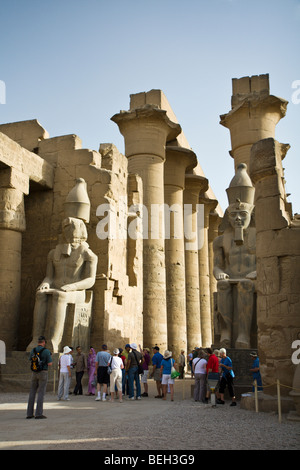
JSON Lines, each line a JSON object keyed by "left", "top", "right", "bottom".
{"left": 1, "top": 0, "right": 299, "bottom": 212}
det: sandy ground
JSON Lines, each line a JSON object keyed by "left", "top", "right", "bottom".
{"left": 0, "top": 377, "right": 299, "bottom": 452}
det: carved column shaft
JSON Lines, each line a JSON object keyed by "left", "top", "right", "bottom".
{"left": 164, "top": 147, "right": 197, "bottom": 359}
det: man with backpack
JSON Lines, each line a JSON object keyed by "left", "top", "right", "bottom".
{"left": 26, "top": 336, "right": 53, "bottom": 419}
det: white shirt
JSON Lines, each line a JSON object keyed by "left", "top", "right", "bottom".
{"left": 193, "top": 358, "right": 207, "bottom": 374}
{"left": 111, "top": 356, "right": 123, "bottom": 370}
{"left": 60, "top": 354, "right": 71, "bottom": 373}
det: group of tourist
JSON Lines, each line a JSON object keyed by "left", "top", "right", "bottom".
{"left": 26, "top": 336, "right": 262, "bottom": 419}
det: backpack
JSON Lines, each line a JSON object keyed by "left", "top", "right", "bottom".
{"left": 31, "top": 347, "right": 45, "bottom": 372}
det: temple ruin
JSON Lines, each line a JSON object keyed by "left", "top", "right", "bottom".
{"left": 0, "top": 75, "right": 299, "bottom": 410}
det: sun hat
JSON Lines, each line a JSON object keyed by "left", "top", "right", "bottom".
{"left": 250, "top": 351, "right": 258, "bottom": 357}
{"left": 63, "top": 346, "right": 72, "bottom": 354}
{"left": 113, "top": 348, "right": 119, "bottom": 355}
{"left": 163, "top": 350, "right": 172, "bottom": 359}
{"left": 130, "top": 343, "right": 138, "bottom": 350}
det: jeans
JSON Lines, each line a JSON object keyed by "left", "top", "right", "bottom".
{"left": 57, "top": 372, "right": 70, "bottom": 400}
{"left": 73, "top": 371, "right": 84, "bottom": 395}
{"left": 128, "top": 366, "right": 141, "bottom": 398}
{"left": 27, "top": 370, "right": 48, "bottom": 417}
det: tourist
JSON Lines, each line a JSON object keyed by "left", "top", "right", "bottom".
{"left": 192, "top": 350, "right": 207, "bottom": 403}
{"left": 205, "top": 348, "right": 220, "bottom": 402}
{"left": 150, "top": 346, "right": 163, "bottom": 398}
{"left": 57, "top": 346, "right": 72, "bottom": 401}
{"left": 109, "top": 348, "right": 124, "bottom": 402}
{"left": 26, "top": 336, "right": 53, "bottom": 419}
{"left": 178, "top": 350, "right": 186, "bottom": 379}
{"left": 118, "top": 348, "right": 126, "bottom": 396}
{"left": 188, "top": 350, "right": 194, "bottom": 378}
{"left": 126, "top": 342, "right": 143, "bottom": 400}
{"left": 86, "top": 347, "right": 97, "bottom": 396}
{"left": 95, "top": 344, "right": 111, "bottom": 401}
{"left": 140, "top": 346, "right": 150, "bottom": 397}
{"left": 122, "top": 344, "right": 131, "bottom": 395}
{"left": 250, "top": 352, "right": 263, "bottom": 391}
{"left": 73, "top": 346, "right": 87, "bottom": 396}
{"left": 218, "top": 348, "right": 236, "bottom": 406}
{"left": 160, "top": 350, "right": 176, "bottom": 401}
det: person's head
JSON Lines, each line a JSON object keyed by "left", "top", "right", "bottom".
{"left": 206, "top": 348, "right": 213, "bottom": 355}
{"left": 102, "top": 344, "right": 108, "bottom": 351}
{"left": 125, "top": 344, "right": 131, "bottom": 352}
{"left": 76, "top": 346, "right": 82, "bottom": 354}
{"left": 250, "top": 352, "right": 258, "bottom": 359}
{"left": 113, "top": 348, "right": 119, "bottom": 355}
{"left": 130, "top": 343, "right": 137, "bottom": 350}
{"left": 219, "top": 348, "right": 226, "bottom": 358}
{"left": 38, "top": 336, "right": 46, "bottom": 346}
{"left": 213, "top": 349, "right": 220, "bottom": 357}
{"left": 63, "top": 346, "right": 72, "bottom": 354}
{"left": 153, "top": 346, "right": 159, "bottom": 353}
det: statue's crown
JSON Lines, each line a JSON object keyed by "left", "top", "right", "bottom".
{"left": 226, "top": 163, "right": 254, "bottom": 206}
{"left": 64, "top": 178, "right": 90, "bottom": 223}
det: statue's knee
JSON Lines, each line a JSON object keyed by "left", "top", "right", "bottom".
{"left": 217, "top": 280, "right": 231, "bottom": 292}
{"left": 238, "top": 279, "right": 255, "bottom": 293}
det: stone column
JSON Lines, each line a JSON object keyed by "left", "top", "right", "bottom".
{"left": 111, "top": 106, "right": 181, "bottom": 350}
{"left": 208, "top": 210, "right": 221, "bottom": 345}
{"left": 0, "top": 168, "right": 28, "bottom": 350}
{"left": 183, "top": 174, "right": 208, "bottom": 352}
{"left": 164, "top": 146, "right": 197, "bottom": 359}
{"left": 198, "top": 194, "right": 217, "bottom": 347}
{"left": 220, "top": 74, "right": 288, "bottom": 171}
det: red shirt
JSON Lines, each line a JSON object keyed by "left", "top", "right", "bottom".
{"left": 206, "top": 354, "right": 219, "bottom": 373}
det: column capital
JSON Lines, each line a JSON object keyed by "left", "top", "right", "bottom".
{"left": 184, "top": 174, "right": 208, "bottom": 196}
{"left": 111, "top": 105, "right": 181, "bottom": 159}
{"left": 165, "top": 146, "right": 197, "bottom": 189}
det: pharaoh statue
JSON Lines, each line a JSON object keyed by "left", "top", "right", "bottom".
{"left": 213, "top": 164, "right": 256, "bottom": 349}
{"left": 27, "top": 179, "right": 98, "bottom": 353}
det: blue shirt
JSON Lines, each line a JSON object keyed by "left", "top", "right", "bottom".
{"left": 96, "top": 351, "right": 111, "bottom": 366}
{"left": 220, "top": 356, "right": 235, "bottom": 378}
{"left": 161, "top": 358, "right": 175, "bottom": 375}
{"left": 152, "top": 352, "right": 163, "bottom": 368}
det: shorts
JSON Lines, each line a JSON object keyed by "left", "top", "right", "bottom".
{"left": 161, "top": 374, "right": 174, "bottom": 385}
{"left": 110, "top": 368, "right": 122, "bottom": 391}
{"left": 153, "top": 368, "right": 161, "bottom": 381}
{"left": 141, "top": 370, "right": 149, "bottom": 384}
{"left": 97, "top": 366, "right": 109, "bottom": 385}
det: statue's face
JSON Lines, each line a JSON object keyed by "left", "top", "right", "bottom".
{"left": 227, "top": 203, "right": 252, "bottom": 230}
{"left": 62, "top": 217, "right": 87, "bottom": 243}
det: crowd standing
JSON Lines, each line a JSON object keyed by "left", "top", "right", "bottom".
{"left": 26, "top": 337, "right": 261, "bottom": 419}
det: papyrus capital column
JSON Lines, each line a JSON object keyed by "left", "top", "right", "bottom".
{"left": 164, "top": 146, "right": 197, "bottom": 359}
{"left": 112, "top": 106, "right": 181, "bottom": 350}
{"left": 220, "top": 74, "right": 288, "bottom": 170}
{"left": 183, "top": 174, "right": 208, "bottom": 352}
